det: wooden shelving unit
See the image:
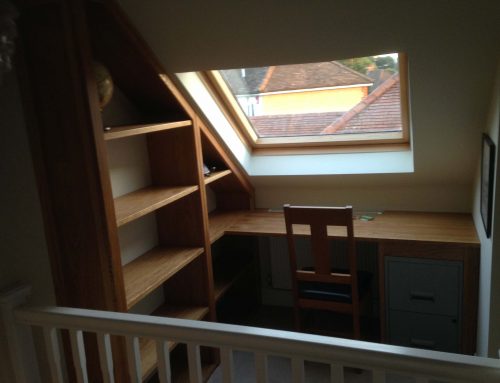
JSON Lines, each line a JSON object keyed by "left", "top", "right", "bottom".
{"left": 19, "top": 0, "right": 255, "bottom": 381}
{"left": 123, "top": 247, "right": 205, "bottom": 309}
{"left": 104, "top": 120, "right": 192, "bottom": 140}
{"left": 114, "top": 185, "right": 199, "bottom": 227}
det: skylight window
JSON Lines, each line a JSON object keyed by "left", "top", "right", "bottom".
{"left": 205, "top": 53, "right": 409, "bottom": 152}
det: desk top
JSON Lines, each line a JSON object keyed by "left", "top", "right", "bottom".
{"left": 209, "top": 209, "right": 480, "bottom": 246}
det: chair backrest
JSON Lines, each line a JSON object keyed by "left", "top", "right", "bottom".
{"left": 283, "top": 205, "right": 357, "bottom": 288}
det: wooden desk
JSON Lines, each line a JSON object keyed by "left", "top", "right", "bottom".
{"left": 210, "top": 210, "right": 479, "bottom": 245}
{"left": 209, "top": 209, "right": 480, "bottom": 354}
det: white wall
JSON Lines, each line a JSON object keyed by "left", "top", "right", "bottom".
{"left": 118, "top": 0, "right": 499, "bottom": 213}
{"left": 0, "top": 71, "right": 55, "bottom": 304}
{"left": 472, "top": 61, "right": 500, "bottom": 357}
{"left": 0, "top": 71, "right": 55, "bottom": 381}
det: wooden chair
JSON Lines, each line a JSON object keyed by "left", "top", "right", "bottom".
{"left": 283, "top": 204, "right": 371, "bottom": 339}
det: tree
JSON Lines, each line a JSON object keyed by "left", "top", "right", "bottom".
{"left": 339, "top": 55, "right": 397, "bottom": 75}
{"left": 374, "top": 56, "right": 396, "bottom": 73}
{"left": 339, "top": 56, "right": 375, "bottom": 75}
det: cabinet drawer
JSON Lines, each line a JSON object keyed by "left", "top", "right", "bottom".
{"left": 386, "top": 257, "right": 462, "bottom": 316}
{"left": 388, "top": 310, "right": 459, "bottom": 353}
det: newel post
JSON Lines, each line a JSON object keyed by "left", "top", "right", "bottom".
{"left": 0, "top": 284, "right": 40, "bottom": 383}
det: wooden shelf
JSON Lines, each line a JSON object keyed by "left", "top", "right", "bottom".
{"left": 204, "top": 169, "right": 232, "bottom": 186}
{"left": 115, "top": 185, "right": 199, "bottom": 227}
{"left": 123, "top": 246, "right": 204, "bottom": 309}
{"left": 104, "top": 120, "right": 192, "bottom": 140}
{"left": 208, "top": 210, "right": 247, "bottom": 243}
{"left": 140, "top": 304, "right": 209, "bottom": 380}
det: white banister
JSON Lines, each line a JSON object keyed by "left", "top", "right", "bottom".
{"left": 291, "top": 356, "right": 305, "bottom": 383}
{"left": 0, "top": 285, "right": 41, "bottom": 383}
{"left": 2, "top": 298, "right": 500, "bottom": 383}
{"left": 330, "top": 363, "right": 344, "bottom": 383}
{"left": 255, "top": 352, "right": 268, "bottom": 383}
{"left": 187, "top": 342, "right": 202, "bottom": 383}
{"left": 96, "top": 332, "right": 115, "bottom": 383}
{"left": 42, "top": 326, "right": 64, "bottom": 383}
{"left": 220, "top": 346, "right": 234, "bottom": 383}
{"left": 69, "top": 329, "right": 89, "bottom": 383}
{"left": 125, "top": 335, "right": 142, "bottom": 383}
{"left": 156, "top": 339, "right": 172, "bottom": 383}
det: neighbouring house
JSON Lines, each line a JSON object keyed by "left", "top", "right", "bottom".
{"left": 222, "top": 61, "right": 373, "bottom": 118}
{"left": 250, "top": 74, "right": 401, "bottom": 137}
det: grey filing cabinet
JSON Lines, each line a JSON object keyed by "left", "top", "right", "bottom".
{"left": 385, "top": 256, "right": 463, "bottom": 352}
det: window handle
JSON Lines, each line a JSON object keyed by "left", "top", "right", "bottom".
{"left": 409, "top": 291, "right": 435, "bottom": 302}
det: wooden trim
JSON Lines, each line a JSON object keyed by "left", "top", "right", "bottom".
{"left": 103, "top": 120, "right": 192, "bottom": 140}
{"left": 204, "top": 169, "right": 232, "bottom": 185}
{"left": 255, "top": 132, "right": 405, "bottom": 146}
{"left": 398, "top": 53, "right": 410, "bottom": 142}
{"left": 191, "top": 117, "right": 217, "bottom": 320}
{"left": 200, "top": 71, "right": 256, "bottom": 149}
{"left": 253, "top": 143, "right": 410, "bottom": 156}
{"left": 199, "top": 121, "right": 255, "bottom": 199}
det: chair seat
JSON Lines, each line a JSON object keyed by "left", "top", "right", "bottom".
{"left": 298, "top": 269, "right": 372, "bottom": 303}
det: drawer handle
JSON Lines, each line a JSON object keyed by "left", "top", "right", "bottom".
{"left": 410, "top": 291, "right": 435, "bottom": 302}
{"left": 410, "top": 338, "right": 436, "bottom": 350}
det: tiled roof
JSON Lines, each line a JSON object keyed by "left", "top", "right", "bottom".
{"left": 323, "top": 74, "right": 401, "bottom": 134}
{"left": 249, "top": 111, "right": 344, "bottom": 137}
{"left": 248, "top": 74, "right": 401, "bottom": 138}
{"left": 259, "top": 61, "right": 373, "bottom": 93}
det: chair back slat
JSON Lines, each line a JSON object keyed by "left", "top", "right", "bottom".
{"left": 296, "top": 270, "right": 352, "bottom": 284}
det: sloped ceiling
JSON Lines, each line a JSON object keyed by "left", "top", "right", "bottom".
{"left": 118, "top": 0, "right": 500, "bottom": 211}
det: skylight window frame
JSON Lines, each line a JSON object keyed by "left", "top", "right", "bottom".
{"left": 200, "top": 53, "right": 410, "bottom": 154}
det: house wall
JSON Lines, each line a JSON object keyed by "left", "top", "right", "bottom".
{"left": 259, "top": 86, "right": 367, "bottom": 115}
